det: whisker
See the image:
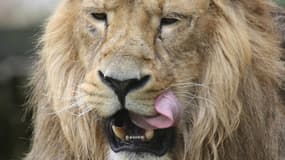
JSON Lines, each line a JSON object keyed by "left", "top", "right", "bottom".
{"left": 50, "top": 102, "right": 83, "bottom": 115}
{"left": 41, "top": 89, "right": 88, "bottom": 104}
{"left": 171, "top": 82, "right": 210, "bottom": 90}
{"left": 176, "top": 91, "right": 216, "bottom": 106}
{"left": 78, "top": 105, "right": 93, "bottom": 117}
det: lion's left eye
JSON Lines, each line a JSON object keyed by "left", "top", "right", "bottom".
{"left": 160, "top": 18, "right": 179, "bottom": 26}
{"left": 91, "top": 12, "right": 107, "bottom": 22}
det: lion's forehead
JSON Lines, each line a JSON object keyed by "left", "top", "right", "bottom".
{"left": 83, "top": 0, "right": 210, "bottom": 14}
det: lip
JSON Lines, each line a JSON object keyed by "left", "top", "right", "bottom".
{"left": 105, "top": 110, "right": 175, "bottom": 156}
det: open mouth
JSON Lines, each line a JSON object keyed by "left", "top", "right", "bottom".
{"left": 105, "top": 110, "right": 175, "bottom": 156}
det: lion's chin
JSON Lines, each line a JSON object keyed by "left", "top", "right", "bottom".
{"left": 105, "top": 110, "right": 175, "bottom": 157}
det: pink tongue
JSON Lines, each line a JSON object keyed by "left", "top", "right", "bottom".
{"left": 130, "top": 90, "right": 181, "bottom": 130}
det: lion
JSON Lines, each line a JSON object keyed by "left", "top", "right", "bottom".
{"left": 25, "top": 0, "right": 285, "bottom": 160}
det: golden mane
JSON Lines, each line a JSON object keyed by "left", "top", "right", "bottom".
{"left": 25, "top": 0, "right": 285, "bottom": 160}
{"left": 186, "top": 1, "right": 285, "bottom": 159}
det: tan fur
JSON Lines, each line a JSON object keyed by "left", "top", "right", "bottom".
{"left": 25, "top": 0, "right": 285, "bottom": 160}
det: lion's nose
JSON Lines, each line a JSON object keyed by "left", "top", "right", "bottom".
{"left": 99, "top": 71, "right": 150, "bottom": 106}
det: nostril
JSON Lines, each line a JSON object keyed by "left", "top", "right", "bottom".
{"left": 99, "top": 70, "right": 105, "bottom": 80}
{"left": 126, "top": 75, "right": 150, "bottom": 93}
{"left": 98, "top": 70, "right": 151, "bottom": 105}
{"left": 98, "top": 71, "right": 119, "bottom": 90}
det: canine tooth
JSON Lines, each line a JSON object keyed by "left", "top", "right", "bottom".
{"left": 145, "top": 130, "right": 154, "bottom": 141}
{"left": 112, "top": 125, "right": 126, "bottom": 140}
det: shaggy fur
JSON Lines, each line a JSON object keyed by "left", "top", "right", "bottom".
{"left": 25, "top": 0, "right": 285, "bottom": 160}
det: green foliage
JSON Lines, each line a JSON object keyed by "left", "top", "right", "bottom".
{"left": 277, "top": 0, "right": 285, "bottom": 5}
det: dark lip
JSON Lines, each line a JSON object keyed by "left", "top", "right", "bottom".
{"left": 105, "top": 110, "right": 175, "bottom": 156}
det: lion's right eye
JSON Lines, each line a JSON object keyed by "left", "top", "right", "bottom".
{"left": 91, "top": 12, "right": 107, "bottom": 22}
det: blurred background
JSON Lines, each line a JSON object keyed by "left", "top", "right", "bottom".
{"left": 0, "top": 0, "right": 284, "bottom": 160}
{"left": 0, "top": 0, "right": 59, "bottom": 159}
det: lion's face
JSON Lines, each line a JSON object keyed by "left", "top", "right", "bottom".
{"left": 27, "top": 0, "right": 284, "bottom": 159}
{"left": 78, "top": 0, "right": 211, "bottom": 116}
{"left": 69, "top": 0, "right": 213, "bottom": 159}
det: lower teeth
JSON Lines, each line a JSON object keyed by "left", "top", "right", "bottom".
{"left": 125, "top": 135, "right": 145, "bottom": 141}
{"left": 111, "top": 125, "right": 154, "bottom": 141}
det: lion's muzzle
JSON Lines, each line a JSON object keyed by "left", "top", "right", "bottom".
{"left": 97, "top": 63, "right": 181, "bottom": 156}
{"left": 98, "top": 70, "right": 151, "bottom": 106}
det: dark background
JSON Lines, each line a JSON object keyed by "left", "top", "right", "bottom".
{"left": 0, "top": 1, "right": 58, "bottom": 159}
{"left": 0, "top": 1, "right": 284, "bottom": 160}
{"left": 0, "top": 28, "right": 41, "bottom": 160}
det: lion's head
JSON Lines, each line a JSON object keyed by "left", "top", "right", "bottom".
{"left": 26, "top": 0, "right": 285, "bottom": 160}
